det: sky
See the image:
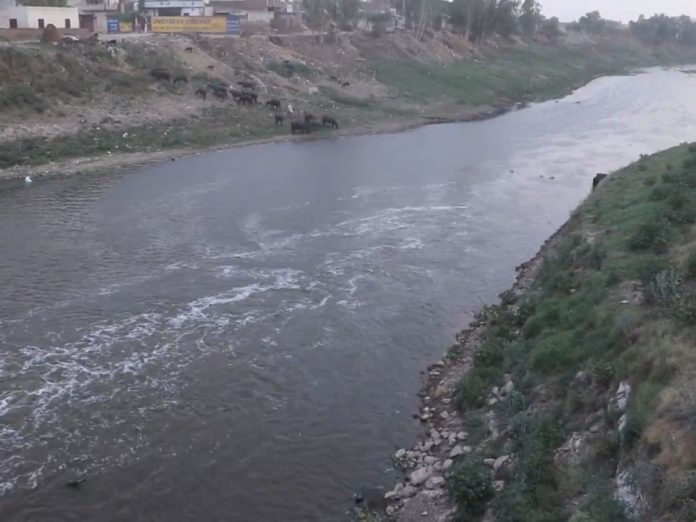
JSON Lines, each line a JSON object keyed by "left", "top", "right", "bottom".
{"left": 541, "top": 0, "right": 696, "bottom": 23}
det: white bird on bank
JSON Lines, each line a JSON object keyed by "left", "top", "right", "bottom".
{"left": 24, "top": 176, "right": 32, "bottom": 184}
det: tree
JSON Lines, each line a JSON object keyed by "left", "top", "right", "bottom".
{"left": 538, "top": 16, "right": 562, "bottom": 43}
{"left": 519, "top": 0, "right": 540, "bottom": 38}
{"left": 494, "top": 0, "right": 519, "bottom": 38}
{"left": 576, "top": 11, "right": 606, "bottom": 34}
{"left": 339, "top": 0, "right": 360, "bottom": 26}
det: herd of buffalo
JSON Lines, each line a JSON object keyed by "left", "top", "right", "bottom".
{"left": 150, "top": 67, "right": 339, "bottom": 135}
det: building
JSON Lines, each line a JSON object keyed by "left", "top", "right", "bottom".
{"left": 141, "top": 0, "right": 208, "bottom": 17}
{"left": 208, "top": 0, "right": 302, "bottom": 22}
{"left": 67, "top": 0, "right": 121, "bottom": 32}
{"left": 0, "top": 3, "right": 79, "bottom": 29}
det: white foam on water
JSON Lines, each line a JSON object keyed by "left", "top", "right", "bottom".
{"left": 0, "top": 264, "right": 328, "bottom": 496}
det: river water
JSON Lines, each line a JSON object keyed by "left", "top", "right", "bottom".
{"left": 2, "top": 68, "right": 696, "bottom": 521}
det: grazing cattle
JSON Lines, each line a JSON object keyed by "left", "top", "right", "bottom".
{"left": 184, "top": 47, "right": 193, "bottom": 53}
{"left": 237, "top": 80, "right": 255, "bottom": 90}
{"left": 195, "top": 88, "right": 207, "bottom": 100}
{"left": 106, "top": 39, "right": 117, "bottom": 46}
{"left": 173, "top": 75, "right": 188, "bottom": 86}
{"left": 322, "top": 115, "right": 339, "bottom": 129}
{"left": 237, "top": 94, "right": 254, "bottom": 106}
{"left": 303, "top": 112, "right": 315, "bottom": 124}
{"left": 274, "top": 114, "right": 284, "bottom": 126}
{"left": 150, "top": 68, "right": 171, "bottom": 82}
{"left": 229, "top": 89, "right": 244, "bottom": 100}
{"left": 207, "top": 65, "right": 215, "bottom": 70}
{"left": 341, "top": 81, "right": 350, "bottom": 87}
{"left": 329, "top": 75, "right": 338, "bottom": 82}
{"left": 592, "top": 173, "right": 608, "bottom": 191}
{"left": 247, "top": 92, "right": 258, "bottom": 103}
{"left": 291, "top": 121, "right": 311, "bottom": 134}
{"left": 266, "top": 99, "right": 281, "bottom": 111}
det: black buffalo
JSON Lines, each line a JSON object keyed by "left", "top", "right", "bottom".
{"left": 322, "top": 115, "right": 338, "bottom": 129}
{"left": 150, "top": 68, "right": 171, "bottom": 82}
{"left": 274, "top": 114, "right": 284, "bottom": 126}
{"left": 592, "top": 173, "right": 608, "bottom": 191}
{"left": 266, "top": 99, "right": 281, "bottom": 111}
{"left": 291, "top": 121, "right": 311, "bottom": 134}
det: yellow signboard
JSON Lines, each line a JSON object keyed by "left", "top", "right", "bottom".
{"left": 151, "top": 16, "right": 228, "bottom": 33}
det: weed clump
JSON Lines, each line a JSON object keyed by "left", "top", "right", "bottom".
{"left": 448, "top": 456, "right": 495, "bottom": 517}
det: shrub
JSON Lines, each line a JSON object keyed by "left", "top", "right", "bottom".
{"left": 674, "top": 292, "right": 696, "bottom": 325}
{"left": 502, "top": 390, "right": 528, "bottom": 415}
{"left": 649, "top": 186, "right": 669, "bottom": 200}
{"left": 267, "top": 60, "right": 316, "bottom": 78}
{"left": 628, "top": 220, "right": 672, "bottom": 253}
{"left": 643, "top": 176, "right": 657, "bottom": 186}
{"left": 474, "top": 339, "right": 504, "bottom": 368}
{"left": 0, "top": 84, "right": 45, "bottom": 111}
{"left": 454, "top": 374, "right": 487, "bottom": 410}
{"left": 500, "top": 289, "right": 518, "bottom": 306}
{"left": 531, "top": 335, "right": 576, "bottom": 373}
{"left": 685, "top": 251, "right": 696, "bottom": 280}
{"left": 644, "top": 267, "right": 682, "bottom": 306}
{"left": 515, "top": 299, "right": 536, "bottom": 327}
{"left": 448, "top": 456, "right": 495, "bottom": 517}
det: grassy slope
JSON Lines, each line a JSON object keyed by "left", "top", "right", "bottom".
{"left": 448, "top": 144, "right": 696, "bottom": 521}
{"left": 373, "top": 41, "right": 696, "bottom": 106}
{"left": 3, "top": 37, "right": 696, "bottom": 170}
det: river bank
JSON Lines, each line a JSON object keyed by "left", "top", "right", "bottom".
{"left": 356, "top": 218, "right": 567, "bottom": 522}
{"left": 0, "top": 103, "right": 509, "bottom": 181}
{"left": 367, "top": 143, "right": 696, "bottom": 521}
{"left": 3, "top": 29, "right": 696, "bottom": 180}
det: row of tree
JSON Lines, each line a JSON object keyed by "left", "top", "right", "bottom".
{"left": 629, "top": 14, "right": 696, "bottom": 46}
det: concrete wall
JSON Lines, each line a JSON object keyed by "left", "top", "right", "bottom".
{"left": 0, "top": 6, "right": 79, "bottom": 28}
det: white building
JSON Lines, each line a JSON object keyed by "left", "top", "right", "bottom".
{"left": 67, "top": 0, "right": 121, "bottom": 32}
{"left": 142, "top": 0, "right": 207, "bottom": 17}
{"left": 0, "top": 4, "right": 79, "bottom": 29}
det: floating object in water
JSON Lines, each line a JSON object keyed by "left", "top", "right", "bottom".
{"left": 24, "top": 176, "right": 33, "bottom": 183}
{"left": 65, "top": 478, "right": 87, "bottom": 489}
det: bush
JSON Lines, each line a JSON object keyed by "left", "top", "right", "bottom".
{"left": 674, "top": 292, "right": 696, "bottom": 325}
{"left": 644, "top": 267, "right": 682, "bottom": 306}
{"left": 515, "top": 299, "right": 536, "bottom": 327}
{"left": 649, "top": 186, "right": 669, "bottom": 200}
{"left": 0, "top": 84, "right": 45, "bottom": 111}
{"left": 500, "top": 289, "right": 518, "bottom": 306}
{"left": 474, "top": 339, "right": 504, "bottom": 368}
{"left": 267, "top": 60, "right": 316, "bottom": 78}
{"left": 685, "top": 251, "right": 696, "bottom": 280}
{"left": 628, "top": 220, "right": 672, "bottom": 253}
{"left": 454, "top": 374, "right": 487, "bottom": 410}
{"left": 448, "top": 457, "right": 495, "bottom": 517}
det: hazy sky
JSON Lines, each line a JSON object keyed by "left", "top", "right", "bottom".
{"left": 541, "top": 0, "right": 696, "bottom": 22}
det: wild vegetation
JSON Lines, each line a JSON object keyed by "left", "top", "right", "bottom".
{"left": 444, "top": 144, "right": 696, "bottom": 520}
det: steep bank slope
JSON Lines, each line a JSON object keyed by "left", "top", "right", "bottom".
{"left": 374, "top": 144, "right": 696, "bottom": 521}
{"left": 2, "top": 32, "right": 696, "bottom": 177}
